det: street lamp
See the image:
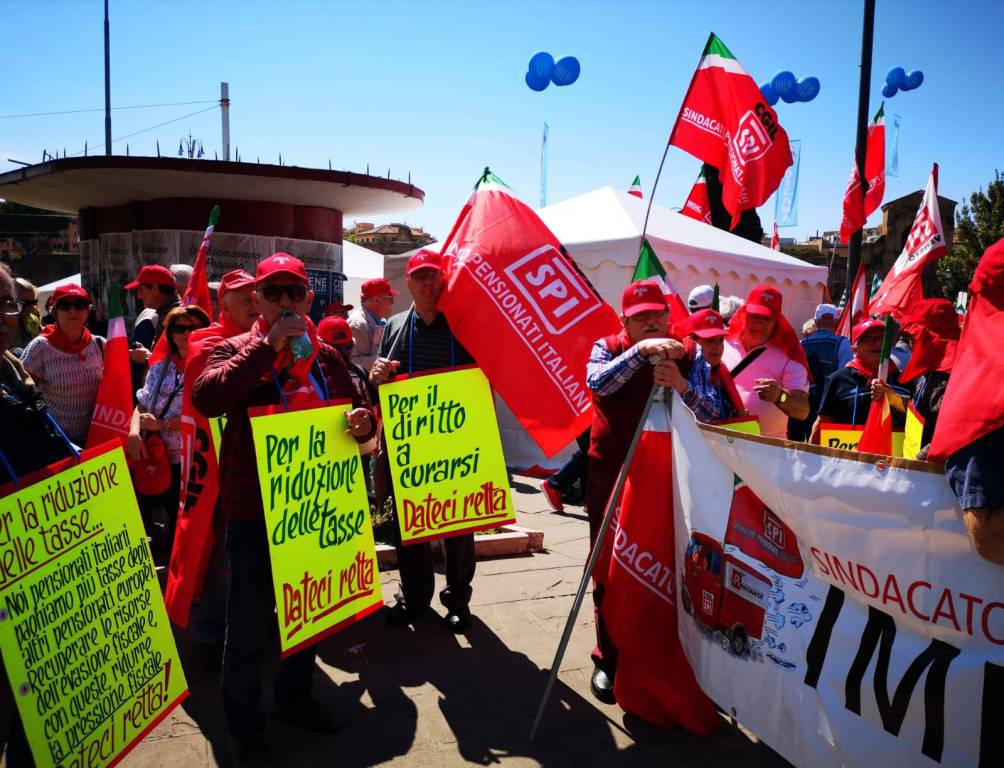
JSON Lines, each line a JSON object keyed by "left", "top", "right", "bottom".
{"left": 178, "top": 132, "right": 205, "bottom": 159}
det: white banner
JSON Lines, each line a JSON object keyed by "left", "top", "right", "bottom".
{"left": 671, "top": 395, "right": 1003, "bottom": 768}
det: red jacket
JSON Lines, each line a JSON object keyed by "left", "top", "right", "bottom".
{"left": 192, "top": 333, "right": 374, "bottom": 523}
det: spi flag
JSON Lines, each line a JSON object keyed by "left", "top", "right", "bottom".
{"left": 870, "top": 164, "right": 947, "bottom": 318}
{"left": 628, "top": 175, "right": 643, "bottom": 198}
{"left": 836, "top": 262, "right": 869, "bottom": 339}
{"left": 669, "top": 34, "right": 793, "bottom": 228}
{"left": 681, "top": 169, "right": 713, "bottom": 224}
{"left": 438, "top": 170, "right": 622, "bottom": 457}
{"left": 632, "top": 239, "right": 689, "bottom": 324}
{"left": 773, "top": 139, "right": 801, "bottom": 227}
{"left": 86, "top": 287, "right": 133, "bottom": 448}
{"left": 839, "top": 104, "right": 886, "bottom": 243}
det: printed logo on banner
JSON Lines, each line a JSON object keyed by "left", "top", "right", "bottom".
{"left": 764, "top": 509, "right": 786, "bottom": 549}
{"left": 733, "top": 109, "right": 773, "bottom": 165}
{"left": 702, "top": 590, "right": 715, "bottom": 614}
{"left": 504, "top": 245, "right": 603, "bottom": 334}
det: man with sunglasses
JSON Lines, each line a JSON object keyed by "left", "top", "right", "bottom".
{"left": 11, "top": 278, "right": 40, "bottom": 352}
{"left": 192, "top": 253, "right": 374, "bottom": 763}
{"left": 126, "top": 264, "right": 180, "bottom": 365}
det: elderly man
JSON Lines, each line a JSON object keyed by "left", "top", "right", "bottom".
{"left": 193, "top": 254, "right": 374, "bottom": 761}
{"left": 583, "top": 280, "right": 685, "bottom": 702}
{"left": 126, "top": 264, "right": 180, "bottom": 365}
{"left": 688, "top": 283, "right": 715, "bottom": 313}
{"left": 790, "top": 303, "right": 852, "bottom": 440}
{"left": 348, "top": 277, "right": 399, "bottom": 371}
{"left": 369, "top": 249, "right": 477, "bottom": 632}
{"left": 11, "top": 277, "right": 40, "bottom": 351}
{"left": 722, "top": 284, "right": 809, "bottom": 438}
{"left": 171, "top": 263, "right": 194, "bottom": 296}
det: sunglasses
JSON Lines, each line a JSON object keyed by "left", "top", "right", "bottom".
{"left": 55, "top": 299, "right": 91, "bottom": 312}
{"left": 21, "top": 299, "right": 38, "bottom": 307}
{"left": 260, "top": 284, "right": 308, "bottom": 303}
{"left": 170, "top": 324, "right": 199, "bottom": 335}
{"left": 0, "top": 298, "right": 23, "bottom": 317}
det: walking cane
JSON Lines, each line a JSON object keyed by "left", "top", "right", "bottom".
{"left": 529, "top": 382, "right": 666, "bottom": 740}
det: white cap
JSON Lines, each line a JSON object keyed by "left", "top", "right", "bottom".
{"left": 688, "top": 284, "right": 715, "bottom": 311}
{"left": 814, "top": 303, "right": 838, "bottom": 321}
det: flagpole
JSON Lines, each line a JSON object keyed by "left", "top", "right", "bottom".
{"left": 640, "top": 144, "right": 671, "bottom": 243}
{"left": 847, "top": 0, "right": 876, "bottom": 343}
{"left": 530, "top": 384, "right": 664, "bottom": 741}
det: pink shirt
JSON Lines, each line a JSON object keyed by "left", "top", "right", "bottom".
{"left": 722, "top": 338, "right": 809, "bottom": 438}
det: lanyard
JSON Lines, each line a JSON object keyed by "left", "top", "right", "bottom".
{"left": 271, "top": 359, "right": 329, "bottom": 411}
{"left": 407, "top": 312, "right": 454, "bottom": 375}
{"left": 0, "top": 406, "right": 80, "bottom": 490}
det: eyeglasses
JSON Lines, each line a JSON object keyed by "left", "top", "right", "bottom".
{"left": 54, "top": 299, "right": 91, "bottom": 312}
{"left": 170, "top": 324, "right": 199, "bottom": 335}
{"left": 21, "top": 299, "right": 38, "bottom": 307}
{"left": 260, "top": 284, "right": 308, "bottom": 303}
{"left": 0, "top": 298, "right": 23, "bottom": 317}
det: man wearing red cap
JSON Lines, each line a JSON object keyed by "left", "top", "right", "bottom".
{"left": 682, "top": 308, "right": 745, "bottom": 422}
{"left": 582, "top": 280, "right": 685, "bottom": 702}
{"left": 193, "top": 254, "right": 375, "bottom": 759}
{"left": 369, "top": 249, "right": 477, "bottom": 632}
{"left": 126, "top": 264, "right": 180, "bottom": 363}
{"left": 722, "top": 284, "right": 810, "bottom": 438}
{"left": 348, "top": 277, "right": 399, "bottom": 371}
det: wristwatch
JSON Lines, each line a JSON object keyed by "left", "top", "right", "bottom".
{"left": 775, "top": 389, "right": 789, "bottom": 406}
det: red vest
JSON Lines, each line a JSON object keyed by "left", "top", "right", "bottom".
{"left": 588, "top": 332, "right": 654, "bottom": 470}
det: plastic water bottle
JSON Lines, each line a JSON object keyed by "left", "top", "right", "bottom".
{"left": 282, "top": 309, "right": 313, "bottom": 360}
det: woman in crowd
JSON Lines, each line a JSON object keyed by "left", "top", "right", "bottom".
{"left": 20, "top": 284, "right": 104, "bottom": 446}
{"left": 127, "top": 304, "right": 210, "bottom": 557}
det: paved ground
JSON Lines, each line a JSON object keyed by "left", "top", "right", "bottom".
{"left": 119, "top": 475, "right": 790, "bottom": 768}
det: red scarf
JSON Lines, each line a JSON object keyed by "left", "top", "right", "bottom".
{"left": 845, "top": 356, "right": 898, "bottom": 381}
{"left": 726, "top": 306, "right": 810, "bottom": 374}
{"left": 40, "top": 323, "right": 92, "bottom": 358}
{"left": 898, "top": 299, "right": 960, "bottom": 383}
{"left": 253, "top": 314, "right": 321, "bottom": 403}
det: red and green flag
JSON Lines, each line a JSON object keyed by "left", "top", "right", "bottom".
{"left": 86, "top": 287, "right": 133, "bottom": 449}
{"left": 632, "top": 239, "right": 689, "bottom": 324}
{"left": 839, "top": 103, "right": 886, "bottom": 243}
{"left": 681, "top": 169, "right": 712, "bottom": 224}
{"left": 858, "top": 315, "right": 897, "bottom": 455}
{"left": 669, "top": 33, "right": 793, "bottom": 229}
{"left": 628, "top": 175, "right": 643, "bottom": 198}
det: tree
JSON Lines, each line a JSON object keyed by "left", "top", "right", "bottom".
{"left": 938, "top": 170, "right": 1004, "bottom": 300}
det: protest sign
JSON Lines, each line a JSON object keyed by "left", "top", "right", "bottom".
{"left": 380, "top": 367, "right": 514, "bottom": 544}
{"left": 671, "top": 396, "right": 1003, "bottom": 768}
{"left": 0, "top": 443, "right": 187, "bottom": 768}
{"left": 208, "top": 415, "right": 226, "bottom": 461}
{"left": 248, "top": 400, "right": 382, "bottom": 657}
{"left": 819, "top": 423, "right": 905, "bottom": 456}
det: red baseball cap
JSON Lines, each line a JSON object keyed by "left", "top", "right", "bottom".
{"left": 744, "top": 284, "right": 783, "bottom": 318}
{"left": 50, "top": 284, "right": 92, "bottom": 304}
{"left": 688, "top": 308, "right": 728, "bottom": 339}
{"left": 125, "top": 264, "right": 175, "bottom": 290}
{"left": 406, "top": 249, "right": 444, "bottom": 276}
{"left": 317, "top": 316, "right": 353, "bottom": 345}
{"left": 255, "top": 253, "right": 308, "bottom": 283}
{"left": 324, "top": 301, "right": 354, "bottom": 316}
{"left": 361, "top": 277, "right": 400, "bottom": 300}
{"left": 621, "top": 280, "right": 668, "bottom": 318}
{"left": 217, "top": 269, "right": 256, "bottom": 302}
{"left": 852, "top": 318, "right": 886, "bottom": 343}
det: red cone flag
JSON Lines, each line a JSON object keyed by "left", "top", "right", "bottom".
{"left": 839, "top": 104, "right": 886, "bottom": 244}
{"left": 438, "top": 170, "right": 621, "bottom": 457}
{"left": 669, "top": 34, "right": 793, "bottom": 229}
{"left": 681, "top": 169, "right": 712, "bottom": 224}
{"left": 86, "top": 288, "right": 133, "bottom": 449}
{"left": 870, "top": 164, "right": 947, "bottom": 318}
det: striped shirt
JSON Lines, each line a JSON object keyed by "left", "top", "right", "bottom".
{"left": 137, "top": 358, "right": 185, "bottom": 464}
{"left": 378, "top": 310, "right": 473, "bottom": 374}
{"left": 20, "top": 335, "right": 104, "bottom": 446}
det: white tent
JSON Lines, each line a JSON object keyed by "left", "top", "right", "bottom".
{"left": 37, "top": 272, "right": 81, "bottom": 308}
{"left": 384, "top": 186, "right": 828, "bottom": 469}
{"left": 340, "top": 240, "right": 384, "bottom": 308}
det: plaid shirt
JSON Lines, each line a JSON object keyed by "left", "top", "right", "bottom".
{"left": 684, "top": 351, "right": 725, "bottom": 423}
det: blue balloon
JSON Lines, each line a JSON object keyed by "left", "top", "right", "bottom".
{"left": 882, "top": 83, "right": 898, "bottom": 99}
{"left": 903, "top": 70, "right": 924, "bottom": 90}
{"left": 780, "top": 89, "right": 799, "bottom": 104}
{"left": 551, "top": 56, "right": 580, "bottom": 86}
{"left": 760, "top": 82, "right": 778, "bottom": 106}
{"left": 794, "top": 76, "right": 820, "bottom": 102}
{"left": 885, "top": 66, "right": 906, "bottom": 88}
{"left": 525, "top": 70, "right": 549, "bottom": 92}
{"left": 771, "top": 70, "right": 797, "bottom": 97}
{"left": 529, "top": 51, "right": 555, "bottom": 81}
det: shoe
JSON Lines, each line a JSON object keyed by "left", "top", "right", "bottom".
{"left": 385, "top": 599, "right": 429, "bottom": 626}
{"left": 590, "top": 668, "right": 616, "bottom": 704}
{"left": 444, "top": 609, "right": 472, "bottom": 633}
{"left": 228, "top": 736, "right": 278, "bottom": 768}
{"left": 271, "top": 698, "right": 341, "bottom": 734}
{"left": 540, "top": 480, "right": 564, "bottom": 512}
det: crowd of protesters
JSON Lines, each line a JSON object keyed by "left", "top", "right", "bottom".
{"left": 1, "top": 236, "right": 1002, "bottom": 766}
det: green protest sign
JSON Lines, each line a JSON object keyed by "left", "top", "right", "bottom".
{"left": 380, "top": 366, "right": 514, "bottom": 544}
{"left": 0, "top": 443, "right": 188, "bottom": 768}
{"left": 248, "top": 400, "right": 383, "bottom": 657}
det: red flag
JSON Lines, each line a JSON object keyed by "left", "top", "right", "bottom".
{"left": 870, "top": 164, "right": 947, "bottom": 319}
{"left": 86, "top": 289, "right": 133, "bottom": 449}
{"left": 723, "top": 481, "right": 804, "bottom": 578}
{"left": 770, "top": 221, "right": 780, "bottom": 251}
{"left": 681, "top": 169, "right": 712, "bottom": 224}
{"left": 669, "top": 34, "right": 793, "bottom": 229}
{"left": 836, "top": 262, "right": 869, "bottom": 339}
{"left": 858, "top": 395, "right": 892, "bottom": 455}
{"left": 604, "top": 406, "right": 720, "bottom": 734}
{"left": 438, "top": 170, "right": 622, "bottom": 457}
{"left": 839, "top": 104, "right": 886, "bottom": 243}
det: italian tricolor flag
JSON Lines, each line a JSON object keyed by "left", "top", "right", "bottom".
{"left": 632, "top": 239, "right": 689, "bottom": 323}
{"left": 628, "top": 175, "right": 643, "bottom": 198}
{"left": 681, "top": 169, "right": 712, "bottom": 224}
{"left": 858, "top": 316, "right": 897, "bottom": 455}
{"left": 86, "top": 287, "right": 133, "bottom": 449}
{"left": 839, "top": 103, "right": 885, "bottom": 243}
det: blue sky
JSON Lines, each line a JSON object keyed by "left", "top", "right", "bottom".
{"left": 3, "top": 0, "right": 1002, "bottom": 242}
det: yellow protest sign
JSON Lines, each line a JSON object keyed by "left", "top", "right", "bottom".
{"left": 380, "top": 366, "right": 514, "bottom": 544}
{"left": 0, "top": 443, "right": 188, "bottom": 768}
{"left": 716, "top": 416, "right": 761, "bottom": 435}
{"left": 903, "top": 402, "right": 925, "bottom": 460}
{"left": 248, "top": 400, "right": 382, "bottom": 657}
{"left": 209, "top": 415, "right": 226, "bottom": 460}
{"left": 819, "top": 424, "right": 905, "bottom": 457}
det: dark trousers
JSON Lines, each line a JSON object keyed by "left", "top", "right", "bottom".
{"left": 222, "top": 520, "right": 317, "bottom": 740}
{"left": 583, "top": 461, "right": 620, "bottom": 677}
{"left": 195, "top": 506, "right": 230, "bottom": 645}
{"left": 138, "top": 461, "right": 181, "bottom": 562}
{"left": 547, "top": 429, "right": 591, "bottom": 493}
{"left": 374, "top": 450, "right": 476, "bottom": 613}
{"left": 1, "top": 662, "right": 31, "bottom": 767}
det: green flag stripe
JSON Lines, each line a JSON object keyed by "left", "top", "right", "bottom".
{"left": 704, "top": 34, "right": 736, "bottom": 60}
